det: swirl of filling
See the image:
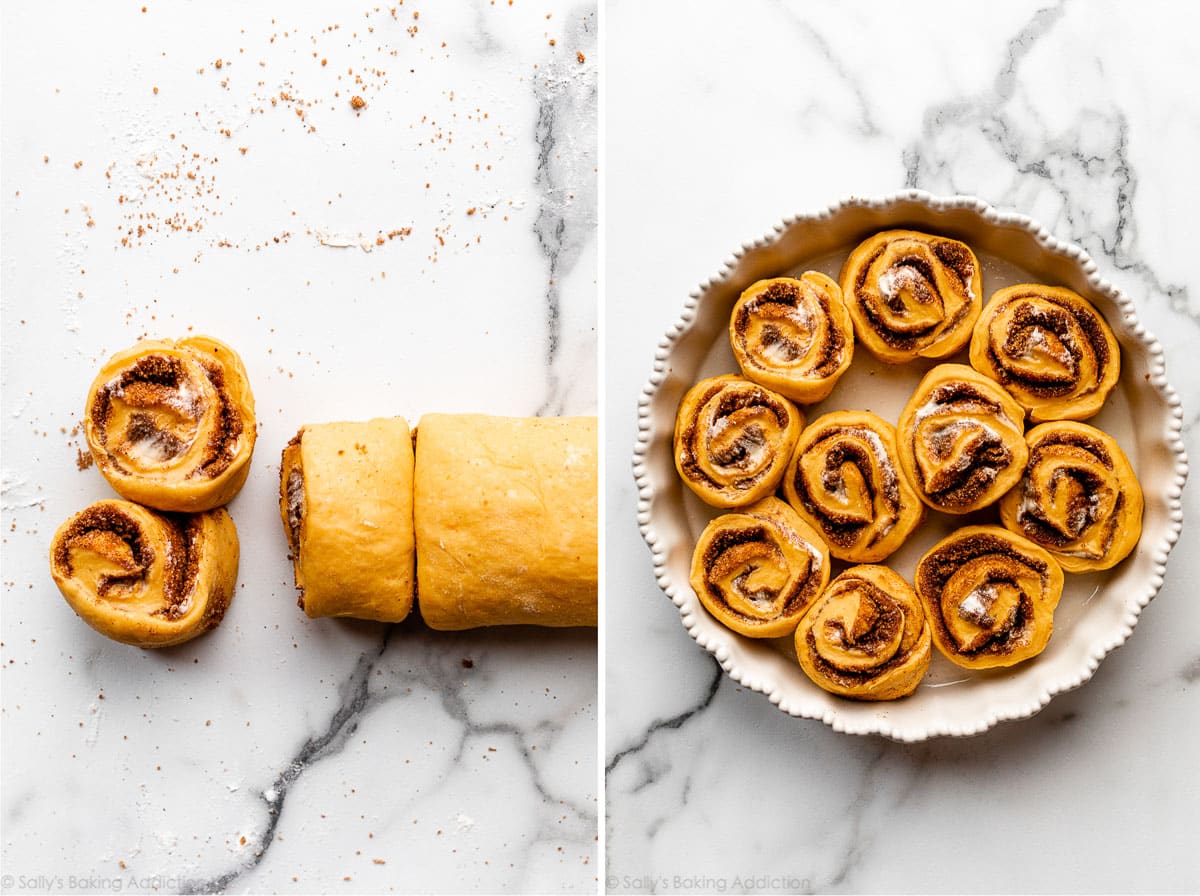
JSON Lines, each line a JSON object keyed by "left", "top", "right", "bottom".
{"left": 48, "top": 499, "right": 239, "bottom": 648}
{"left": 85, "top": 336, "right": 256, "bottom": 512}
{"left": 729, "top": 273, "right": 854, "bottom": 404}
{"left": 795, "top": 565, "right": 931, "bottom": 700}
{"left": 969, "top": 284, "right": 1120, "bottom": 422}
{"left": 689, "top": 497, "right": 830, "bottom": 639}
{"left": 897, "top": 364, "right": 1028, "bottom": 514}
{"left": 673, "top": 374, "right": 804, "bottom": 508}
{"left": 914, "top": 526, "right": 1064, "bottom": 669}
{"left": 838, "top": 229, "right": 982, "bottom": 364}
{"left": 783, "top": 410, "right": 924, "bottom": 562}
{"left": 999, "top": 421, "right": 1143, "bottom": 572}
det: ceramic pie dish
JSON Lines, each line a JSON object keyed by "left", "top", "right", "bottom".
{"left": 633, "top": 191, "right": 1188, "bottom": 741}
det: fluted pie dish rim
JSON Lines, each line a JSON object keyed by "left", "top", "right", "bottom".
{"left": 633, "top": 190, "right": 1188, "bottom": 742}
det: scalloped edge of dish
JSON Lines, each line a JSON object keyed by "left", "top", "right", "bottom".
{"left": 632, "top": 190, "right": 1189, "bottom": 742}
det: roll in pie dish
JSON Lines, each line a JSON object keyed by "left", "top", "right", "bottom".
{"left": 969, "top": 284, "right": 1120, "bottom": 422}
{"left": 839, "top": 229, "right": 982, "bottom": 364}
{"left": 783, "top": 410, "right": 924, "bottom": 563}
{"left": 729, "top": 273, "right": 854, "bottom": 404}
{"left": 897, "top": 364, "right": 1028, "bottom": 515}
{"left": 689, "top": 497, "right": 829, "bottom": 639}
{"left": 999, "top": 421, "right": 1143, "bottom": 572}
{"left": 49, "top": 499, "right": 239, "bottom": 648}
{"left": 85, "top": 336, "right": 256, "bottom": 512}
{"left": 795, "top": 565, "right": 931, "bottom": 700}
{"left": 915, "top": 526, "right": 1064, "bottom": 669}
{"left": 673, "top": 374, "right": 803, "bottom": 508}
{"left": 280, "top": 417, "right": 415, "bottom": 623}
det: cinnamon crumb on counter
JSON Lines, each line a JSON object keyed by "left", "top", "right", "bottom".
{"left": 350, "top": 95, "right": 366, "bottom": 110}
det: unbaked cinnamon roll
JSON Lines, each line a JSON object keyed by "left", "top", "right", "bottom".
{"left": 85, "top": 336, "right": 256, "bottom": 512}
{"left": 839, "top": 229, "right": 982, "bottom": 363}
{"left": 897, "top": 364, "right": 1028, "bottom": 514}
{"left": 999, "top": 421, "right": 1143, "bottom": 572}
{"left": 795, "top": 565, "right": 931, "bottom": 700}
{"left": 414, "top": 414, "right": 597, "bottom": 630}
{"left": 689, "top": 497, "right": 830, "bottom": 638}
{"left": 969, "top": 284, "right": 1120, "bottom": 422}
{"left": 782, "top": 411, "right": 924, "bottom": 562}
{"left": 49, "top": 499, "right": 239, "bottom": 648}
{"left": 729, "top": 273, "right": 853, "bottom": 404}
{"left": 280, "top": 417, "right": 415, "bottom": 623}
{"left": 915, "top": 526, "right": 1064, "bottom": 669}
{"left": 673, "top": 375, "right": 804, "bottom": 508}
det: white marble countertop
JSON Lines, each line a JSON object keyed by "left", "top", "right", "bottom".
{"left": 1, "top": 2, "right": 596, "bottom": 893}
{"left": 605, "top": 2, "right": 1198, "bottom": 893}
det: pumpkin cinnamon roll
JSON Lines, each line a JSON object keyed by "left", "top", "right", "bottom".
{"left": 897, "top": 364, "right": 1028, "bottom": 514}
{"left": 782, "top": 411, "right": 924, "bottom": 563}
{"left": 915, "top": 526, "right": 1064, "bottom": 669}
{"left": 414, "top": 414, "right": 597, "bottom": 630}
{"left": 689, "top": 497, "right": 830, "bottom": 639}
{"left": 729, "top": 273, "right": 854, "bottom": 403}
{"left": 969, "top": 284, "right": 1119, "bottom": 422}
{"left": 280, "top": 417, "right": 415, "bottom": 623}
{"left": 673, "top": 375, "right": 803, "bottom": 508}
{"left": 85, "top": 336, "right": 256, "bottom": 512}
{"left": 49, "top": 499, "right": 239, "bottom": 648}
{"left": 795, "top": 565, "right": 931, "bottom": 700}
{"left": 999, "top": 421, "right": 1143, "bottom": 572}
{"left": 839, "top": 230, "right": 982, "bottom": 363}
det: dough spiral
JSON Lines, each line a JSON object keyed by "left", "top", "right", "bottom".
{"left": 969, "top": 284, "right": 1119, "bottom": 422}
{"left": 914, "top": 526, "right": 1064, "bottom": 669}
{"left": 673, "top": 375, "right": 804, "bottom": 508}
{"left": 85, "top": 336, "right": 256, "bottom": 512}
{"left": 689, "top": 497, "right": 830, "bottom": 638}
{"left": 897, "top": 364, "right": 1028, "bottom": 514}
{"left": 839, "top": 229, "right": 982, "bottom": 363}
{"left": 795, "top": 565, "right": 931, "bottom": 700}
{"left": 999, "top": 421, "right": 1143, "bottom": 572}
{"left": 49, "top": 499, "right": 239, "bottom": 648}
{"left": 729, "top": 273, "right": 853, "bottom": 403}
{"left": 783, "top": 410, "right": 924, "bottom": 562}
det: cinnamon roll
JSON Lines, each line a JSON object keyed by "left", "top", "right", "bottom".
{"left": 897, "top": 364, "right": 1028, "bottom": 514}
{"left": 85, "top": 336, "right": 256, "bottom": 512}
{"left": 839, "top": 229, "right": 982, "bottom": 363}
{"left": 673, "top": 375, "right": 804, "bottom": 508}
{"left": 915, "top": 526, "right": 1064, "bottom": 669}
{"left": 49, "top": 499, "right": 239, "bottom": 648}
{"left": 999, "top": 421, "right": 1143, "bottom": 572}
{"left": 969, "top": 284, "right": 1120, "bottom": 422}
{"left": 782, "top": 411, "right": 924, "bottom": 562}
{"left": 280, "top": 417, "right": 415, "bottom": 623}
{"left": 689, "top": 497, "right": 830, "bottom": 639}
{"left": 414, "top": 414, "right": 598, "bottom": 630}
{"left": 729, "top": 273, "right": 854, "bottom": 403}
{"left": 795, "top": 565, "right": 931, "bottom": 700}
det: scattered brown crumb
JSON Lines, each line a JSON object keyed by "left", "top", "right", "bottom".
{"left": 466, "top": 207, "right": 476, "bottom": 216}
{"left": 462, "top": 658, "right": 474, "bottom": 668}
{"left": 75, "top": 449, "right": 94, "bottom": 471}
{"left": 372, "top": 859, "right": 386, "bottom": 865}
{"left": 74, "top": 161, "right": 83, "bottom": 169}
{"left": 350, "top": 95, "right": 367, "bottom": 110}
{"left": 577, "top": 51, "right": 586, "bottom": 63}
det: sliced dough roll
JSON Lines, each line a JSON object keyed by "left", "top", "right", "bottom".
{"left": 414, "top": 414, "right": 598, "bottom": 630}
{"left": 280, "top": 417, "right": 415, "bottom": 623}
